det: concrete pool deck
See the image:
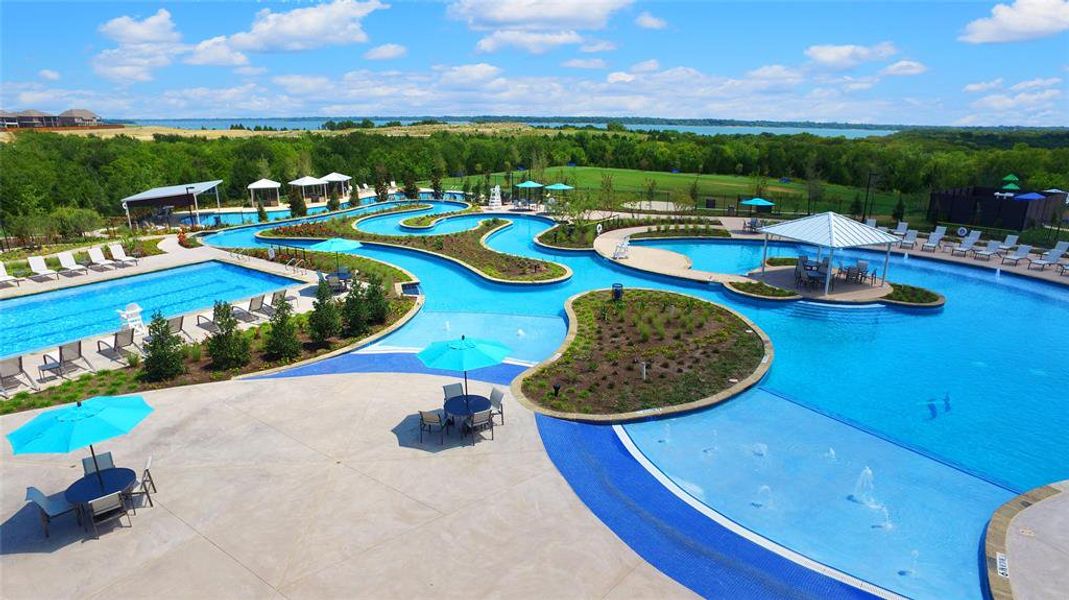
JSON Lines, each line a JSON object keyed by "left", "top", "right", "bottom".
{"left": 0, "top": 372, "right": 694, "bottom": 600}
{"left": 985, "top": 480, "right": 1069, "bottom": 600}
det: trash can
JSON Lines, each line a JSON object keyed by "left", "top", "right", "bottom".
{"left": 612, "top": 283, "right": 624, "bottom": 301}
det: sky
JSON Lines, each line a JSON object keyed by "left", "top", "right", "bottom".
{"left": 1, "top": 0, "right": 1067, "bottom": 126}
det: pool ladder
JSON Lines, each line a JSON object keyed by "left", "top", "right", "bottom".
{"left": 228, "top": 248, "right": 251, "bottom": 262}
{"left": 285, "top": 258, "right": 306, "bottom": 275}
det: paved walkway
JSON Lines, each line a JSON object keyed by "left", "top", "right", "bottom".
{"left": 998, "top": 481, "right": 1069, "bottom": 600}
{"left": 0, "top": 372, "right": 693, "bottom": 600}
{"left": 592, "top": 227, "right": 749, "bottom": 284}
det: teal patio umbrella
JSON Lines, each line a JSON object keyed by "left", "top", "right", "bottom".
{"left": 6, "top": 395, "right": 154, "bottom": 486}
{"left": 417, "top": 335, "right": 510, "bottom": 398}
{"left": 308, "top": 237, "right": 363, "bottom": 272}
{"left": 545, "top": 183, "right": 573, "bottom": 191}
{"left": 515, "top": 180, "right": 544, "bottom": 205}
{"left": 741, "top": 197, "right": 775, "bottom": 216}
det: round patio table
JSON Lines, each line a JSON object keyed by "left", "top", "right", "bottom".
{"left": 65, "top": 468, "right": 136, "bottom": 506}
{"left": 444, "top": 395, "right": 491, "bottom": 425}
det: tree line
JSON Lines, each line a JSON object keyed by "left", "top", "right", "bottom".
{"left": 1, "top": 128, "right": 1066, "bottom": 224}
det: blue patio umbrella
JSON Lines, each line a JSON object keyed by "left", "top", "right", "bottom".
{"left": 741, "top": 197, "right": 775, "bottom": 206}
{"left": 1013, "top": 192, "right": 1045, "bottom": 201}
{"left": 417, "top": 335, "right": 510, "bottom": 398}
{"left": 308, "top": 237, "right": 363, "bottom": 272}
{"left": 6, "top": 395, "right": 153, "bottom": 486}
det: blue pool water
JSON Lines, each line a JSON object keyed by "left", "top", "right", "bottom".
{"left": 180, "top": 192, "right": 465, "bottom": 226}
{"left": 0, "top": 261, "right": 298, "bottom": 359}
{"left": 200, "top": 201, "right": 1069, "bottom": 599}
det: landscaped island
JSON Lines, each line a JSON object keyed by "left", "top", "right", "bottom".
{"left": 521, "top": 289, "right": 768, "bottom": 417}
{"left": 537, "top": 216, "right": 726, "bottom": 248}
{"left": 399, "top": 203, "right": 479, "bottom": 228}
{"left": 265, "top": 216, "right": 569, "bottom": 282}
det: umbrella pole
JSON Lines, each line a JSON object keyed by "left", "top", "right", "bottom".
{"left": 89, "top": 444, "right": 104, "bottom": 487}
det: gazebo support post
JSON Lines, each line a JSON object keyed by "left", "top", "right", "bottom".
{"left": 824, "top": 247, "right": 834, "bottom": 296}
{"left": 214, "top": 185, "right": 221, "bottom": 209}
{"left": 193, "top": 194, "right": 201, "bottom": 228}
{"left": 761, "top": 234, "right": 769, "bottom": 276}
{"left": 882, "top": 243, "right": 891, "bottom": 286}
{"left": 123, "top": 202, "right": 132, "bottom": 229}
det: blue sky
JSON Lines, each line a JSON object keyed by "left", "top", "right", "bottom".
{"left": 1, "top": 0, "right": 1067, "bottom": 125}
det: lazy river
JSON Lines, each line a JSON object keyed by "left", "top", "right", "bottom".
{"left": 202, "top": 201, "right": 1069, "bottom": 599}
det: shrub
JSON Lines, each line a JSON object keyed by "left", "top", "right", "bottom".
{"left": 142, "top": 312, "right": 185, "bottom": 381}
{"left": 205, "top": 301, "right": 251, "bottom": 369}
{"left": 265, "top": 294, "right": 301, "bottom": 361}
{"left": 288, "top": 189, "right": 308, "bottom": 217}
{"left": 364, "top": 275, "right": 390, "bottom": 324}
{"left": 403, "top": 172, "right": 420, "bottom": 199}
{"left": 326, "top": 191, "right": 340, "bottom": 212}
{"left": 257, "top": 202, "right": 268, "bottom": 223}
{"left": 307, "top": 280, "right": 341, "bottom": 345}
{"left": 341, "top": 284, "right": 370, "bottom": 337}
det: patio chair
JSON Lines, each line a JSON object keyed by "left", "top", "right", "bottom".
{"left": 864, "top": 218, "right": 877, "bottom": 228}
{"left": 921, "top": 229, "right": 946, "bottom": 252}
{"left": 27, "top": 256, "right": 59, "bottom": 280}
{"left": 0, "top": 262, "right": 24, "bottom": 287}
{"left": 1001, "top": 245, "right": 1032, "bottom": 266}
{"left": 855, "top": 260, "right": 871, "bottom": 284}
{"left": 108, "top": 243, "right": 139, "bottom": 266}
{"left": 86, "top": 492, "right": 132, "bottom": 539}
{"left": 1057, "top": 261, "right": 1069, "bottom": 276}
{"left": 97, "top": 328, "right": 139, "bottom": 363}
{"left": 419, "top": 410, "right": 450, "bottom": 445}
{"left": 82, "top": 451, "right": 116, "bottom": 476}
{"left": 891, "top": 221, "right": 908, "bottom": 236}
{"left": 255, "top": 290, "right": 286, "bottom": 318}
{"left": 145, "top": 315, "right": 189, "bottom": 343}
{"left": 898, "top": 230, "right": 918, "bottom": 249}
{"left": 465, "top": 409, "right": 495, "bottom": 445}
{"left": 1, "top": 356, "right": 38, "bottom": 398}
{"left": 997, "top": 234, "right": 1019, "bottom": 253}
{"left": 612, "top": 240, "right": 630, "bottom": 259}
{"left": 1026, "top": 245, "right": 1067, "bottom": 271}
{"left": 443, "top": 383, "right": 464, "bottom": 401}
{"left": 232, "top": 295, "right": 264, "bottom": 322}
{"left": 124, "top": 456, "right": 156, "bottom": 511}
{"left": 39, "top": 341, "right": 95, "bottom": 380}
{"left": 489, "top": 387, "right": 505, "bottom": 425}
{"left": 949, "top": 232, "right": 981, "bottom": 256}
{"left": 87, "top": 247, "right": 117, "bottom": 270}
{"left": 25, "top": 486, "right": 77, "bottom": 538}
{"left": 972, "top": 240, "right": 1002, "bottom": 261}
{"left": 57, "top": 252, "right": 89, "bottom": 276}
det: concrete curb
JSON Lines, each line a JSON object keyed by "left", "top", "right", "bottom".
{"left": 983, "top": 482, "right": 1065, "bottom": 600}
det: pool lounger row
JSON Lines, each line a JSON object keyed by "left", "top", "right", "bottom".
{"left": 2, "top": 245, "right": 141, "bottom": 287}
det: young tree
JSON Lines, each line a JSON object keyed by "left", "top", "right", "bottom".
{"left": 849, "top": 193, "right": 864, "bottom": 217}
{"left": 892, "top": 196, "right": 907, "bottom": 222}
{"left": 430, "top": 163, "right": 444, "bottom": 199}
{"left": 644, "top": 178, "right": 658, "bottom": 210}
{"left": 374, "top": 164, "right": 390, "bottom": 202}
{"left": 265, "top": 294, "right": 301, "bottom": 361}
{"left": 364, "top": 275, "right": 390, "bottom": 324}
{"left": 142, "top": 312, "right": 185, "bottom": 381}
{"left": 403, "top": 172, "right": 419, "bottom": 199}
{"left": 205, "top": 301, "right": 250, "bottom": 370}
{"left": 688, "top": 178, "right": 700, "bottom": 210}
{"left": 341, "top": 283, "right": 369, "bottom": 338}
{"left": 326, "top": 190, "right": 340, "bottom": 212}
{"left": 307, "top": 279, "right": 341, "bottom": 345}
{"left": 257, "top": 201, "right": 268, "bottom": 223}
{"left": 288, "top": 188, "right": 308, "bottom": 217}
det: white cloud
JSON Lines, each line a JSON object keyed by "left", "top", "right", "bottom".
{"left": 364, "top": 43, "right": 407, "bottom": 60}
{"left": 634, "top": 11, "right": 666, "bottom": 29}
{"left": 230, "top": 0, "right": 388, "bottom": 52}
{"left": 580, "top": 40, "right": 616, "bottom": 52}
{"left": 746, "top": 64, "right": 802, "bottom": 82}
{"left": 476, "top": 30, "right": 582, "bottom": 53}
{"left": 963, "top": 78, "right": 1004, "bottom": 92}
{"left": 235, "top": 66, "right": 267, "bottom": 76}
{"left": 973, "top": 88, "right": 1062, "bottom": 110}
{"left": 607, "top": 71, "right": 635, "bottom": 83}
{"left": 160, "top": 83, "right": 303, "bottom": 114}
{"left": 437, "top": 63, "right": 503, "bottom": 87}
{"left": 881, "top": 60, "right": 927, "bottom": 76}
{"left": 563, "top": 58, "right": 607, "bottom": 69}
{"left": 93, "top": 9, "right": 185, "bottom": 82}
{"left": 1010, "top": 76, "right": 1062, "bottom": 89}
{"left": 185, "top": 36, "right": 248, "bottom": 66}
{"left": 38, "top": 69, "right": 60, "bottom": 81}
{"left": 630, "top": 59, "right": 659, "bottom": 73}
{"left": 447, "top": 0, "right": 632, "bottom": 31}
{"left": 839, "top": 76, "right": 879, "bottom": 91}
{"left": 959, "top": 0, "right": 1069, "bottom": 43}
{"left": 99, "top": 8, "right": 181, "bottom": 45}
{"left": 804, "top": 41, "right": 897, "bottom": 69}
{"left": 271, "top": 75, "right": 331, "bottom": 95}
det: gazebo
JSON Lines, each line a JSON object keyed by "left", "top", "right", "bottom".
{"left": 320, "top": 172, "right": 352, "bottom": 198}
{"left": 121, "top": 180, "right": 223, "bottom": 228}
{"left": 758, "top": 212, "right": 899, "bottom": 295}
{"left": 288, "top": 176, "right": 327, "bottom": 201}
{"left": 247, "top": 178, "right": 281, "bottom": 207}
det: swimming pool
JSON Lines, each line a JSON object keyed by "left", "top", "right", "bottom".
{"left": 180, "top": 191, "right": 465, "bottom": 226}
{"left": 0, "top": 261, "right": 299, "bottom": 359}
{"left": 201, "top": 202, "right": 1069, "bottom": 599}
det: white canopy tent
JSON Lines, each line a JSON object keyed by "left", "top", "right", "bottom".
{"left": 758, "top": 211, "right": 900, "bottom": 295}
{"left": 121, "top": 180, "right": 223, "bottom": 228}
{"left": 320, "top": 172, "right": 352, "bottom": 197}
{"left": 288, "top": 176, "right": 327, "bottom": 201}
{"left": 247, "top": 178, "right": 281, "bottom": 207}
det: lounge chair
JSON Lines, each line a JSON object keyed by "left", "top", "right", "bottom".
{"left": 232, "top": 295, "right": 264, "bottom": 322}
{"left": 57, "top": 251, "right": 89, "bottom": 276}
{"left": 27, "top": 256, "right": 59, "bottom": 280}
{"left": 419, "top": 410, "right": 450, "bottom": 445}
{"left": 25, "top": 487, "right": 77, "bottom": 538}
{"left": 1, "top": 356, "right": 38, "bottom": 398}
{"left": 443, "top": 383, "right": 464, "bottom": 401}
{"left": 1001, "top": 245, "right": 1032, "bottom": 266}
{"left": 1026, "top": 244, "right": 1068, "bottom": 271}
{"left": 891, "top": 221, "right": 908, "bottom": 236}
{"left": 0, "top": 262, "right": 23, "bottom": 287}
{"left": 921, "top": 227, "right": 946, "bottom": 252}
{"left": 1057, "top": 261, "right": 1069, "bottom": 276}
{"left": 255, "top": 290, "right": 286, "bottom": 318}
{"left": 465, "top": 409, "right": 494, "bottom": 445}
{"left": 86, "top": 492, "right": 132, "bottom": 539}
{"left": 97, "top": 328, "right": 138, "bottom": 362}
{"left": 972, "top": 240, "right": 1002, "bottom": 260}
{"left": 898, "top": 230, "right": 918, "bottom": 249}
{"left": 612, "top": 239, "right": 630, "bottom": 260}
{"left": 997, "top": 234, "right": 1019, "bottom": 253}
{"left": 489, "top": 387, "right": 505, "bottom": 425}
{"left": 107, "top": 244, "right": 139, "bottom": 266}
{"left": 39, "top": 341, "right": 94, "bottom": 379}
{"left": 145, "top": 315, "right": 189, "bottom": 342}
{"left": 87, "top": 247, "right": 117, "bottom": 270}
{"left": 82, "top": 451, "right": 115, "bottom": 475}
{"left": 949, "top": 232, "right": 981, "bottom": 256}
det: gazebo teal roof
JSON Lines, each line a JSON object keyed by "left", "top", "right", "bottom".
{"left": 1001, "top": 182, "right": 1021, "bottom": 190}
{"left": 1002, "top": 174, "right": 1020, "bottom": 182}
